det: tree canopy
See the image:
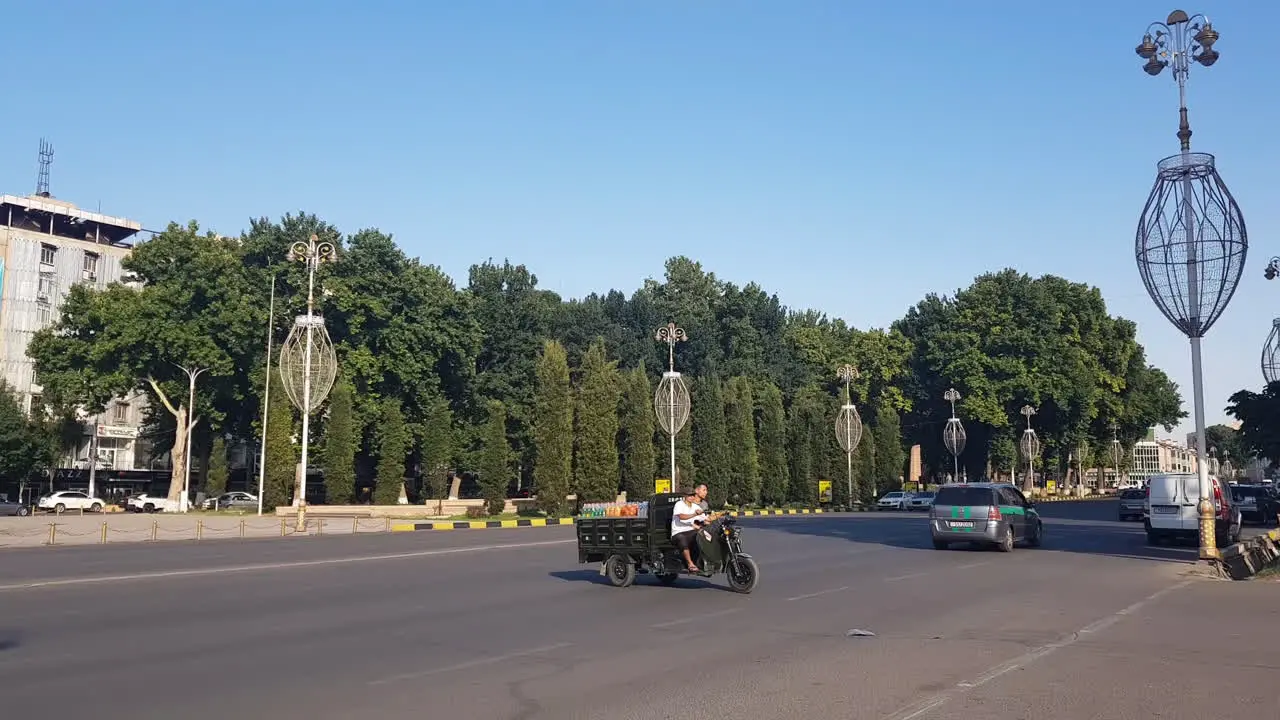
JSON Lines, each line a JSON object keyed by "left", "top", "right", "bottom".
{"left": 26, "top": 214, "right": 1184, "bottom": 509}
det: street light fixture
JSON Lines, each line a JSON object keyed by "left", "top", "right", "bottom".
{"left": 279, "top": 235, "right": 338, "bottom": 521}
{"left": 1019, "top": 405, "right": 1040, "bottom": 492}
{"left": 173, "top": 363, "right": 208, "bottom": 513}
{"left": 1265, "top": 257, "right": 1280, "bottom": 281}
{"left": 1263, "top": 318, "right": 1280, "bottom": 385}
{"left": 1110, "top": 422, "right": 1123, "bottom": 489}
{"left": 941, "top": 388, "right": 966, "bottom": 485}
{"left": 1134, "top": 10, "right": 1246, "bottom": 564}
{"left": 834, "top": 364, "right": 864, "bottom": 506}
{"left": 653, "top": 323, "right": 691, "bottom": 492}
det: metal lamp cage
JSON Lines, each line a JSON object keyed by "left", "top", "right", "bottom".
{"left": 942, "top": 418, "right": 966, "bottom": 458}
{"left": 835, "top": 404, "right": 863, "bottom": 454}
{"left": 1136, "top": 153, "right": 1247, "bottom": 339}
{"left": 1019, "top": 429, "right": 1041, "bottom": 467}
{"left": 1263, "top": 318, "right": 1280, "bottom": 384}
{"left": 654, "top": 371, "right": 691, "bottom": 436}
{"left": 279, "top": 314, "right": 338, "bottom": 414}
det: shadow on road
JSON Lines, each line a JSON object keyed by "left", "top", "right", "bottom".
{"left": 548, "top": 569, "right": 720, "bottom": 590}
{"left": 746, "top": 501, "right": 1200, "bottom": 565}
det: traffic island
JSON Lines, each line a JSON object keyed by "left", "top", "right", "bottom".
{"left": 1220, "top": 529, "right": 1280, "bottom": 580}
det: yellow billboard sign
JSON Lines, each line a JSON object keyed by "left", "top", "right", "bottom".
{"left": 655, "top": 478, "right": 672, "bottom": 494}
{"left": 818, "top": 480, "right": 833, "bottom": 503}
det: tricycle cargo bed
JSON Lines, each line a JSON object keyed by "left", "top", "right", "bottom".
{"left": 576, "top": 518, "right": 649, "bottom": 562}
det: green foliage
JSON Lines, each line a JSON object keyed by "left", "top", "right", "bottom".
{"left": 873, "top": 400, "right": 904, "bottom": 492}
{"left": 374, "top": 399, "right": 409, "bottom": 505}
{"left": 206, "top": 436, "right": 229, "bottom": 497}
{"left": 692, "top": 374, "right": 729, "bottom": 507}
{"left": 533, "top": 340, "right": 574, "bottom": 515}
{"left": 420, "top": 398, "right": 455, "bottom": 501}
{"left": 1204, "top": 423, "right": 1244, "bottom": 464}
{"left": 1226, "top": 382, "right": 1280, "bottom": 467}
{"left": 573, "top": 340, "right": 621, "bottom": 503}
{"left": 723, "top": 376, "right": 760, "bottom": 506}
{"left": 855, "top": 423, "right": 877, "bottom": 503}
{"left": 786, "top": 386, "right": 824, "bottom": 506}
{"left": 323, "top": 379, "right": 358, "bottom": 504}
{"left": 618, "top": 363, "right": 656, "bottom": 502}
{"left": 263, "top": 371, "right": 296, "bottom": 510}
{"left": 756, "top": 382, "right": 788, "bottom": 506}
{"left": 0, "top": 384, "right": 57, "bottom": 482}
{"left": 478, "top": 400, "right": 512, "bottom": 514}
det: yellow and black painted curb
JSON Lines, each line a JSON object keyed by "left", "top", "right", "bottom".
{"left": 391, "top": 517, "right": 574, "bottom": 532}
{"left": 732, "top": 508, "right": 827, "bottom": 516}
{"left": 1029, "top": 495, "right": 1113, "bottom": 502}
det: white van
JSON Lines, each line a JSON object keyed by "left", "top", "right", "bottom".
{"left": 1144, "top": 473, "right": 1241, "bottom": 546}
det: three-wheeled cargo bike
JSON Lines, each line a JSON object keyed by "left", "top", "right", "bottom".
{"left": 575, "top": 492, "right": 760, "bottom": 593}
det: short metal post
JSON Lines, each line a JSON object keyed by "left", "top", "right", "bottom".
{"left": 196, "top": 519, "right": 204, "bottom": 541}
{"left": 239, "top": 519, "right": 246, "bottom": 539}
{"left": 100, "top": 521, "right": 108, "bottom": 544}
{"left": 151, "top": 520, "right": 158, "bottom": 542}
{"left": 352, "top": 516, "right": 358, "bottom": 534}
{"left": 280, "top": 518, "right": 286, "bottom": 536}
{"left": 46, "top": 523, "right": 56, "bottom": 546}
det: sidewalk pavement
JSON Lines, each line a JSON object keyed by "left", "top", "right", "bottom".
{"left": 0, "top": 512, "right": 399, "bottom": 548}
{"left": 931, "top": 575, "right": 1280, "bottom": 719}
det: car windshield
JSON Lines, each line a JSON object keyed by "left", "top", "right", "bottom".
{"left": 914, "top": 492, "right": 935, "bottom": 499}
{"left": 934, "top": 487, "right": 994, "bottom": 505}
{"left": 1232, "top": 486, "right": 1259, "bottom": 500}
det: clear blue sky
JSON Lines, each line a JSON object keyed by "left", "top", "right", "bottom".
{"left": 3, "top": 1, "right": 1277, "bottom": 444}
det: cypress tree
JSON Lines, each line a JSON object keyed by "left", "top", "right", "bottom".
{"left": 723, "top": 376, "right": 760, "bottom": 506}
{"left": 533, "top": 340, "right": 573, "bottom": 515}
{"left": 693, "top": 374, "right": 729, "bottom": 508}
{"left": 322, "top": 379, "right": 357, "bottom": 504}
{"left": 874, "top": 400, "right": 905, "bottom": 493}
{"left": 756, "top": 381, "right": 788, "bottom": 507}
{"left": 573, "top": 340, "right": 621, "bottom": 503}
{"left": 478, "top": 399, "right": 512, "bottom": 515}
{"left": 373, "top": 399, "right": 409, "bottom": 505}
{"left": 420, "top": 398, "right": 455, "bottom": 501}
{"left": 856, "top": 422, "right": 878, "bottom": 503}
{"left": 263, "top": 371, "right": 297, "bottom": 510}
{"left": 786, "top": 387, "right": 818, "bottom": 506}
{"left": 206, "top": 436, "right": 229, "bottom": 498}
{"left": 618, "top": 362, "right": 657, "bottom": 501}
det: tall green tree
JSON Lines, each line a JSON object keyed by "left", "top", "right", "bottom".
{"left": 619, "top": 363, "right": 657, "bottom": 501}
{"left": 263, "top": 371, "right": 297, "bottom": 510}
{"left": 786, "top": 386, "right": 823, "bottom": 506}
{"left": 692, "top": 374, "right": 729, "bottom": 507}
{"left": 0, "top": 383, "right": 57, "bottom": 484}
{"left": 323, "top": 379, "right": 358, "bottom": 504}
{"left": 874, "top": 399, "right": 905, "bottom": 492}
{"left": 1226, "top": 381, "right": 1280, "bottom": 468}
{"left": 574, "top": 340, "right": 621, "bottom": 503}
{"left": 533, "top": 340, "right": 574, "bottom": 515}
{"left": 756, "top": 382, "right": 788, "bottom": 507}
{"left": 855, "top": 424, "right": 878, "bottom": 503}
{"left": 724, "top": 376, "right": 760, "bottom": 506}
{"left": 420, "top": 399, "right": 455, "bottom": 501}
{"left": 374, "top": 399, "right": 410, "bottom": 505}
{"left": 478, "top": 400, "right": 513, "bottom": 514}
{"left": 206, "top": 436, "right": 229, "bottom": 497}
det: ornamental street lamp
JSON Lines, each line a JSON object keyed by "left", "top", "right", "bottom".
{"left": 1263, "top": 318, "right": 1280, "bottom": 385}
{"left": 1110, "top": 422, "right": 1123, "bottom": 489}
{"left": 1019, "top": 405, "right": 1040, "bottom": 492}
{"left": 279, "top": 235, "right": 338, "bottom": 519}
{"left": 653, "top": 323, "right": 690, "bottom": 491}
{"left": 941, "top": 388, "right": 965, "bottom": 485}
{"left": 834, "top": 364, "right": 863, "bottom": 505}
{"left": 1134, "top": 10, "right": 1245, "bottom": 564}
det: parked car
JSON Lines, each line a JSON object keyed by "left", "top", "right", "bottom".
{"left": 1230, "top": 484, "right": 1279, "bottom": 526}
{"left": 907, "top": 491, "right": 935, "bottom": 511}
{"left": 38, "top": 491, "right": 105, "bottom": 514}
{"left": 877, "top": 491, "right": 912, "bottom": 511}
{"left": 127, "top": 494, "right": 173, "bottom": 513}
{"left": 1118, "top": 489, "right": 1147, "bottom": 521}
{"left": 1145, "top": 473, "right": 1241, "bottom": 546}
{"left": 929, "top": 482, "right": 1043, "bottom": 552}
{"left": 209, "top": 492, "right": 258, "bottom": 511}
{"left": 0, "top": 498, "right": 31, "bottom": 516}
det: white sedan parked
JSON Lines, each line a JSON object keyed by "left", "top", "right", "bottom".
{"left": 38, "top": 490, "right": 105, "bottom": 513}
{"left": 876, "top": 491, "right": 912, "bottom": 511}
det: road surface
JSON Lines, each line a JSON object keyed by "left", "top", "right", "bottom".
{"left": 0, "top": 501, "right": 1274, "bottom": 719}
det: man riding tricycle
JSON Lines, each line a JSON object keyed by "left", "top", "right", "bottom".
{"left": 575, "top": 486, "right": 760, "bottom": 593}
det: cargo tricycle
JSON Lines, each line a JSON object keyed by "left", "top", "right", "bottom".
{"left": 575, "top": 492, "right": 760, "bottom": 593}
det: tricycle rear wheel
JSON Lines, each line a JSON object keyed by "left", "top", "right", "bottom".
{"left": 726, "top": 556, "right": 759, "bottom": 594}
{"left": 605, "top": 554, "right": 636, "bottom": 587}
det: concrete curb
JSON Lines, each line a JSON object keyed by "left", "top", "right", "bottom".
{"left": 391, "top": 517, "right": 574, "bottom": 532}
{"left": 1028, "top": 495, "right": 1112, "bottom": 503}
{"left": 1221, "top": 528, "right": 1280, "bottom": 580}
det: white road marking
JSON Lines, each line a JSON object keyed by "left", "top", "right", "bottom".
{"left": 368, "top": 642, "right": 574, "bottom": 685}
{"left": 955, "top": 561, "right": 991, "bottom": 570}
{"left": 651, "top": 608, "right": 740, "bottom": 628}
{"left": 787, "top": 585, "right": 850, "bottom": 601}
{"left": 879, "top": 579, "right": 1194, "bottom": 720}
{"left": 884, "top": 571, "right": 930, "bottom": 582}
{"left": 0, "top": 538, "right": 578, "bottom": 592}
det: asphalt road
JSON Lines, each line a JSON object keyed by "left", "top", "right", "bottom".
{"left": 0, "top": 500, "right": 1273, "bottom": 719}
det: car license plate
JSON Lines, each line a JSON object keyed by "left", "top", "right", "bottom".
{"left": 948, "top": 521, "right": 974, "bottom": 528}
{"left": 1153, "top": 506, "right": 1177, "bottom": 514}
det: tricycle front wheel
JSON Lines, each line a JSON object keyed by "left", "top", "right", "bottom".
{"left": 604, "top": 554, "right": 636, "bottom": 588}
{"left": 726, "top": 556, "right": 759, "bottom": 594}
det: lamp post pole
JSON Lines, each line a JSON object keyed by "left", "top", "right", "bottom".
{"left": 942, "top": 388, "right": 965, "bottom": 484}
{"left": 256, "top": 275, "right": 276, "bottom": 516}
{"left": 1019, "top": 405, "right": 1039, "bottom": 492}
{"left": 176, "top": 365, "right": 207, "bottom": 513}
{"left": 653, "top": 323, "right": 690, "bottom": 492}
{"left": 835, "top": 364, "right": 863, "bottom": 506}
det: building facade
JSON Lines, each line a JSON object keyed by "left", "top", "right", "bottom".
{"left": 0, "top": 193, "right": 171, "bottom": 501}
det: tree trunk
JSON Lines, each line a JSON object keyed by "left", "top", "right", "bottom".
{"left": 167, "top": 405, "right": 188, "bottom": 503}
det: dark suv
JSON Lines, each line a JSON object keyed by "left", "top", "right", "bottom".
{"left": 1230, "top": 484, "right": 1279, "bottom": 526}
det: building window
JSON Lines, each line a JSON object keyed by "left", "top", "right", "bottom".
{"left": 38, "top": 273, "right": 55, "bottom": 297}
{"left": 40, "top": 244, "right": 56, "bottom": 266}
{"left": 83, "top": 252, "right": 99, "bottom": 279}
{"left": 37, "top": 303, "right": 52, "bottom": 326}
{"left": 28, "top": 394, "right": 42, "bottom": 415}
{"left": 113, "top": 403, "right": 129, "bottom": 423}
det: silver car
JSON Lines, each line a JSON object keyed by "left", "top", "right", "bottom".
{"left": 1117, "top": 489, "right": 1146, "bottom": 521}
{"left": 930, "top": 483, "right": 1043, "bottom": 552}
{"left": 877, "top": 491, "right": 912, "bottom": 511}
{"left": 907, "top": 491, "right": 935, "bottom": 511}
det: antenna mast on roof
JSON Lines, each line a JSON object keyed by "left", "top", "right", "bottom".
{"left": 36, "top": 139, "right": 54, "bottom": 197}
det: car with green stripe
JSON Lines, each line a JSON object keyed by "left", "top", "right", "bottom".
{"left": 929, "top": 482, "right": 1043, "bottom": 552}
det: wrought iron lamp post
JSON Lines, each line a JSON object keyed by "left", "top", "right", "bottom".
{"left": 942, "top": 388, "right": 965, "bottom": 484}
{"left": 654, "top": 323, "right": 691, "bottom": 491}
{"left": 1019, "top": 405, "right": 1040, "bottom": 492}
{"left": 1134, "top": 10, "right": 1245, "bottom": 563}
{"left": 176, "top": 364, "right": 208, "bottom": 513}
{"left": 834, "top": 365, "right": 863, "bottom": 505}
{"left": 279, "top": 235, "right": 338, "bottom": 517}
{"left": 1110, "top": 422, "right": 1123, "bottom": 489}
{"left": 1221, "top": 451, "right": 1234, "bottom": 482}
{"left": 1263, "top": 318, "right": 1280, "bottom": 385}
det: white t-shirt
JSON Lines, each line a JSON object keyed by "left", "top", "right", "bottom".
{"left": 671, "top": 499, "right": 707, "bottom": 536}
